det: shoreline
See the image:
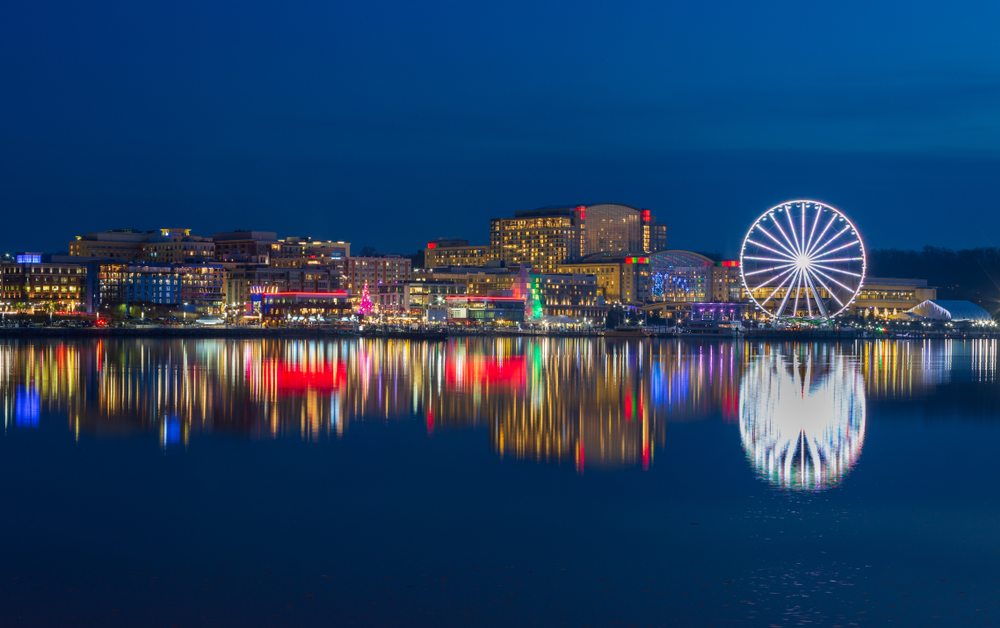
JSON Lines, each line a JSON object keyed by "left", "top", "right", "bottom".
{"left": 0, "top": 327, "right": 995, "bottom": 340}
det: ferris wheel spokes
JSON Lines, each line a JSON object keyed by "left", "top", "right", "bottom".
{"left": 740, "top": 200, "right": 866, "bottom": 321}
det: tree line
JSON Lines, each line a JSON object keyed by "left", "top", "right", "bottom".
{"left": 868, "top": 246, "right": 1000, "bottom": 316}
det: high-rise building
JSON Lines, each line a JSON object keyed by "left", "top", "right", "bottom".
{"left": 490, "top": 204, "right": 667, "bottom": 272}
{"left": 490, "top": 207, "right": 584, "bottom": 273}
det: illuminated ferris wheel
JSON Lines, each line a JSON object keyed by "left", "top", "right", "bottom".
{"left": 740, "top": 200, "right": 866, "bottom": 321}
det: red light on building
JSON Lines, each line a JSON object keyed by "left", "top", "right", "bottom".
{"left": 427, "top": 243, "right": 437, "bottom": 249}
{"left": 641, "top": 209, "right": 651, "bottom": 222}
{"left": 576, "top": 205, "right": 586, "bottom": 220}
{"left": 626, "top": 257, "right": 649, "bottom": 264}
{"left": 720, "top": 260, "right": 740, "bottom": 268}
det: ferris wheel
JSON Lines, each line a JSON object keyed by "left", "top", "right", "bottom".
{"left": 740, "top": 200, "right": 866, "bottom": 321}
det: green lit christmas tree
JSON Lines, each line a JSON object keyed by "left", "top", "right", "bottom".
{"left": 357, "top": 282, "right": 374, "bottom": 317}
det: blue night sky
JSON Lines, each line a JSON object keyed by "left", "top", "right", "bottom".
{"left": 2, "top": 1, "right": 999, "bottom": 257}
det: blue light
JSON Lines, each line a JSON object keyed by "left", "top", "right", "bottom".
{"left": 15, "top": 386, "right": 40, "bottom": 428}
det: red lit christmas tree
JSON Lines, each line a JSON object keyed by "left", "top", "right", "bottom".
{"left": 357, "top": 282, "right": 374, "bottom": 317}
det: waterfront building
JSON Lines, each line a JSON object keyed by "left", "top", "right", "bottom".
{"left": 93, "top": 263, "right": 225, "bottom": 313}
{"left": 376, "top": 280, "right": 467, "bottom": 314}
{"left": 489, "top": 204, "right": 668, "bottom": 272}
{"left": 558, "top": 253, "right": 652, "bottom": 304}
{"left": 445, "top": 295, "right": 525, "bottom": 325}
{"left": 899, "top": 300, "right": 991, "bottom": 323}
{"left": 466, "top": 267, "right": 606, "bottom": 320}
{"left": 849, "top": 277, "right": 937, "bottom": 317}
{"left": 424, "top": 239, "right": 492, "bottom": 268}
{"left": 223, "top": 265, "right": 336, "bottom": 311}
{"left": 250, "top": 290, "right": 352, "bottom": 323}
{"left": 343, "top": 257, "right": 411, "bottom": 302}
{"left": 0, "top": 257, "right": 88, "bottom": 310}
{"left": 648, "top": 251, "right": 742, "bottom": 303}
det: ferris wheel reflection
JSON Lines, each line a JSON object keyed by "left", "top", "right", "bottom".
{"left": 739, "top": 347, "right": 866, "bottom": 492}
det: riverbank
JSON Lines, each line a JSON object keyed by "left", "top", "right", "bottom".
{"left": 0, "top": 326, "right": 995, "bottom": 340}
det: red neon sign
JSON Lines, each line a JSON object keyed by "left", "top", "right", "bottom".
{"left": 427, "top": 243, "right": 437, "bottom": 249}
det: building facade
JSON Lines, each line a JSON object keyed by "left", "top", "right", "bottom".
{"left": 466, "top": 268, "right": 606, "bottom": 321}
{"left": 251, "top": 291, "right": 352, "bottom": 323}
{"left": 93, "top": 263, "right": 225, "bottom": 312}
{"left": 648, "top": 252, "right": 742, "bottom": 304}
{"left": 558, "top": 253, "right": 652, "bottom": 305}
{"left": 273, "top": 237, "right": 351, "bottom": 260}
{"left": 424, "top": 239, "right": 492, "bottom": 268}
{"left": 212, "top": 231, "right": 278, "bottom": 264}
{"left": 223, "top": 265, "right": 337, "bottom": 311}
{"left": 849, "top": 277, "right": 937, "bottom": 317}
{"left": 445, "top": 296, "right": 526, "bottom": 325}
{"left": 376, "top": 280, "right": 467, "bottom": 314}
{"left": 0, "top": 258, "right": 88, "bottom": 310}
{"left": 343, "top": 257, "right": 412, "bottom": 301}
{"left": 490, "top": 204, "right": 668, "bottom": 272}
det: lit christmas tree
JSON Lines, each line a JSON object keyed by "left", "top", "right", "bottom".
{"left": 357, "top": 282, "right": 374, "bottom": 317}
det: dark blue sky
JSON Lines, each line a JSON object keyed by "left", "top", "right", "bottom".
{"left": 3, "top": 1, "right": 999, "bottom": 257}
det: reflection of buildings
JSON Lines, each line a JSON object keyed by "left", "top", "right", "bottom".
{"left": 0, "top": 337, "right": 747, "bottom": 470}
{"left": 739, "top": 346, "right": 866, "bottom": 491}
{"left": 4, "top": 338, "right": 996, "bottom": 470}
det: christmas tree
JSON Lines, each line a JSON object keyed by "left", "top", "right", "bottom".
{"left": 357, "top": 282, "right": 374, "bottom": 316}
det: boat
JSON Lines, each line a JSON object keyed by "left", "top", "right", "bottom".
{"left": 603, "top": 326, "right": 654, "bottom": 339}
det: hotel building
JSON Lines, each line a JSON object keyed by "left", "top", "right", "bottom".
{"left": 490, "top": 203, "right": 668, "bottom": 272}
{"left": 424, "top": 239, "right": 492, "bottom": 268}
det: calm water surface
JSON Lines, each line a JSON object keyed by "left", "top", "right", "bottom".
{"left": 1, "top": 337, "right": 999, "bottom": 626}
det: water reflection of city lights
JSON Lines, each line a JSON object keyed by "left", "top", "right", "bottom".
{"left": 2, "top": 338, "right": 996, "bottom": 472}
{"left": 739, "top": 348, "right": 866, "bottom": 491}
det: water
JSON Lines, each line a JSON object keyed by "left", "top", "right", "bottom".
{"left": 1, "top": 337, "right": 999, "bottom": 626}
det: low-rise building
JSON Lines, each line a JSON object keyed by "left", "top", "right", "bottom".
{"left": 445, "top": 295, "right": 525, "bottom": 325}
{"left": 251, "top": 291, "right": 353, "bottom": 323}
{"left": 0, "top": 256, "right": 88, "bottom": 310}
{"left": 849, "top": 277, "right": 937, "bottom": 316}
{"left": 376, "top": 280, "right": 467, "bottom": 315}
{"left": 223, "top": 265, "right": 336, "bottom": 312}
{"left": 558, "top": 254, "right": 652, "bottom": 304}
{"left": 93, "top": 263, "right": 225, "bottom": 313}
